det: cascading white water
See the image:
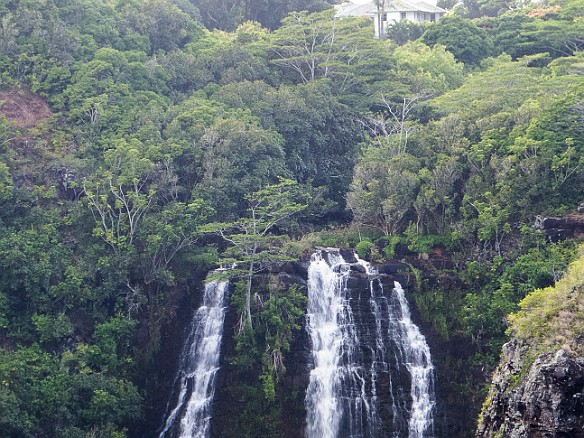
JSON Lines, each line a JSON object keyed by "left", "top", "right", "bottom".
{"left": 305, "top": 249, "right": 435, "bottom": 438}
{"left": 304, "top": 250, "right": 351, "bottom": 438}
{"left": 391, "top": 281, "right": 435, "bottom": 438}
{"left": 159, "top": 277, "right": 230, "bottom": 438}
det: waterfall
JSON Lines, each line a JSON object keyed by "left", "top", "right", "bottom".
{"left": 304, "top": 250, "right": 356, "bottom": 438}
{"left": 392, "top": 282, "right": 435, "bottom": 437}
{"left": 305, "top": 249, "right": 435, "bottom": 438}
{"left": 159, "top": 276, "right": 230, "bottom": 438}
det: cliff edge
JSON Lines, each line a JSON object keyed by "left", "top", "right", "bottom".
{"left": 477, "top": 341, "right": 584, "bottom": 437}
{"left": 477, "top": 248, "right": 584, "bottom": 437}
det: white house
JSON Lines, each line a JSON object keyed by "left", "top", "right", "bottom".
{"left": 336, "top": 0, "right": 446, "bottom": 37}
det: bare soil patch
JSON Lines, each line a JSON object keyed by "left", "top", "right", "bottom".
{"left": 0, "top": 88, "right": 53, "bottom": 128}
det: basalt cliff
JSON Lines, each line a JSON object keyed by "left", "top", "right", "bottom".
{"left": 477, "top": 250, "right": 584, "bottom": 438}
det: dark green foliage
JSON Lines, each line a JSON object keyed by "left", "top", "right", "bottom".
{"left": 216, "top": 279, "right": 306, "bottom": 437}
{"left": 386, "top": 19, "right": 426, "bottom": 45}
{"left": 482, "top": 4, "right": 584, "bottom": 60}
{"left": 192, "top": 0, "right": 333, "bottom": 31}
{"left": 404, "top": 228, "right": 446, "bottom": 254}
{"left": 212, "top": 80, "right": 364, "bottom": 216}
{"left": 378, "top": 235, "right": 406, "bottom": 259}
{"left": 247, "top": 0, "right": 332, "bottom": 30}
{"left": 252, "top": 82, "right": 363, "bottom": 214}
{"left": 0, "top": 345, "right": 141, "bottom": 437}
{"left": 422, "top": 16, "right": 494, "bottom": 66}
{"left": 415, "top": 241, "right": 576, "bottom": 356}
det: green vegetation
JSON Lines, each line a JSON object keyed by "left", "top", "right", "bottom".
{"left": 509, "top": 246, "right": 584, "bottom": 356}
{"left": 204, "top": 178, "right": 307, "bottom": 331}
{"left": 0, "top": 0, "right": 582, "bottom": 435}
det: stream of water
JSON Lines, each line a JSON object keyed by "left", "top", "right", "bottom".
{"left": 305, "top": 249, "right": 435, "bottom": 438}
{"left": 159, "top": 277, "right": 230, "bottom": 438}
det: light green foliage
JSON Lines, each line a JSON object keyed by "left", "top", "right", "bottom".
{"left": 83, "top": 138, "right": 158, "bottom": 253}
{"left": 426, "top": 52, "right": 584, "bottom": 236}
{"left": 467, "top": 192, "right": 511, "bottom": 254}
{"left": 32, "top": 313, "right": 73, "bottom": 347}
{"left": 393, "top": 42, "right": 464, "bottom": 94}
{"left": 431, "top": 54, "right": 542, "bottom": 118}
{"left": 509, "top": 246, "right": 584, "bottom": 354}
{"left": 0, "top": 161, "right": 13, "bottom": 204}
{"left": 258, "top": 284, "right": 306, "bottom": 399}
{"left": 355, "top": 239, "right": 375, "bottom": 260}
{"left": 138, "top": 200, "right": 213, "bottom": 284}
{"left": 404, "top": 225, "right": 446, "bottom": 254}
{"left": 271, "top": 10, "right": 396, "bottom": 98}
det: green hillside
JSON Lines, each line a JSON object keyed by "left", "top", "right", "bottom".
{"left": 0, "top": 0, "right": 582, "bottom": 435}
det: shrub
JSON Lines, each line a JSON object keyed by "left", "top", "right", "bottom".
{"left": 355, "top": 240, "right": 375, "bottom": 260}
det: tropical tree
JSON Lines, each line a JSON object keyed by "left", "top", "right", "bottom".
{"left": 386, "top": 19, "right": 426, "bottom": 45}
{"left": 348, "top": 148, "right": 420, "bottom": 235}
{"left": 205, "top": 178, "right": 306, "bottom": 331}
{"left": 83, "top": 139, "right": 158, "bottom": 255}
{"left": 271, "top": 10, "right": 393, "bottom": 94}
{"left": 422, "top": 16, "right": 493, "bottom": 66}
{"left": 393, "top": 41, "right": 464, "bottom": 94}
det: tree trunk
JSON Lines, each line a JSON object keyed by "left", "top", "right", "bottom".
{"left": 246, "top": 243, "right": 257, "bottom": 331}
{"left": 246, "top": 261, "right": 253, "bottom": 330}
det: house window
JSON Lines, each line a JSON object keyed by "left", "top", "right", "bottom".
{"left": 401, "top": 12, "right": 406, "bottom": 20}
{"left": 430, "top": 13, "right": 436, "bottom": 21}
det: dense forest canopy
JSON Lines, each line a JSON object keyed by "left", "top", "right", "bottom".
{"left": 0, "top": 0, "right": 583, "bottom": 436}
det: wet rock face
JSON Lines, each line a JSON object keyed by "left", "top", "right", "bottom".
{"left": 212, "top": 255, "right": 425, "bottom": 438}
{"left": 478, "top": 343, "right": 584, "bottom": 438}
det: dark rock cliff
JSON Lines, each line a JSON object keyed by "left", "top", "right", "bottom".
{"left": 478, "top": 252, "right": 584, "bottom": 438}
{"left": 153, "top": 251, "right": 466, "bottom": 437}
{"left": 477, "top": 342, "right": 584, "bottom": 437}
{"left": 211, "top": 254, "right": 422, "bottom": 437}
{"left": 534, "top": 214, "right": 584, "bottom": 242}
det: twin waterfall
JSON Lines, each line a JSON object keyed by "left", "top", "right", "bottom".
{"left": 160, "top": 250, "right": 435, "bottom": 437}
{"left": 305, "top": 250, "right": 435, "bottom": 438}
{"left": 159, "top": 277, "right": 230, "bottom": 438}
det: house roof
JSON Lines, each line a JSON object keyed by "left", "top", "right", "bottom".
{"left": 335, "top": 0, "right": 446, "bottom": 17}
{"left": 335, "top": 1, "right": 377, "bottom": 17}
{"left": 391, "top": 0, "right": 446, "bottom": 13}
